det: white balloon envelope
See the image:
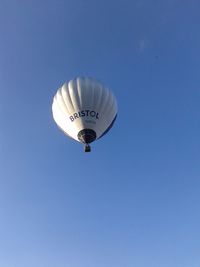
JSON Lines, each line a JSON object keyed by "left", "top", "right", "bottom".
{"left": 52, "top": 77, "right": 117, "bottom": 152}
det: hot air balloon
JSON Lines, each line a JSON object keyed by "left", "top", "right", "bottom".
{"left": 52, "top": 77, "right": 117, "bottom": 152}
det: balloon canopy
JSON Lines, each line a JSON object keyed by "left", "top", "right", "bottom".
{"left": 52, "top": 77, "right": 117, "bottom": 152}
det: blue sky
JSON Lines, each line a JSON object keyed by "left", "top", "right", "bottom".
{"left": 1, "top": 0, "right": 200, "bottom": 266}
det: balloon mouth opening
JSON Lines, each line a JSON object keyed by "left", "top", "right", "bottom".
{"left": 78, "top": 129, "right": 96, "bottom": 144}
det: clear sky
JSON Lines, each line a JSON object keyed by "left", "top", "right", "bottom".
{"left": 1, "top": 0, "right": 200, "bottom": 266}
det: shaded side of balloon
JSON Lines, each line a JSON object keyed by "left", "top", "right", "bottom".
{"left": 98, "top": 114, "right": 117, "bottom": 139}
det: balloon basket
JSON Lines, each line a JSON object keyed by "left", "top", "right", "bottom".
{"left": 84, "top": 144, "right": 91, "bottom": 152}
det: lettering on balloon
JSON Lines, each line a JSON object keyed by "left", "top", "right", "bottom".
{"left": 69, "top": 110, "right": 99, "bottom": 122}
